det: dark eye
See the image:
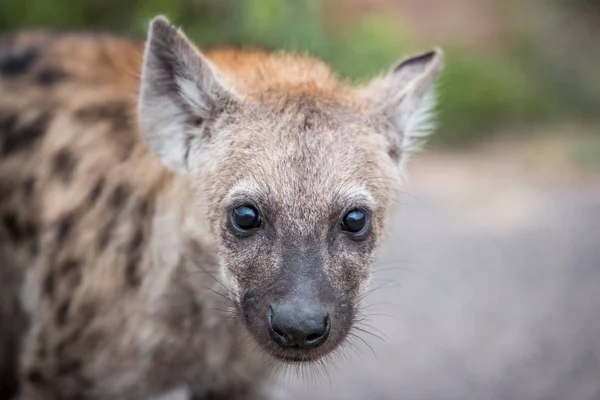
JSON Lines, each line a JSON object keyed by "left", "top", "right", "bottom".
{"left": 341, "top": 209, "right": 369, "bottom": 234}
{"left": 231, "top": 205, "right": 262, "bottom": 231}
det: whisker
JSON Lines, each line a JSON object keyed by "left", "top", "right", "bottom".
{"left": 183, "top": 252, "right": 235, "bottom": 296}
{"left": 348, "top": 332, "right": 377, "bottom": 359}
{"left": 342, "top": 337, "right": 363, "bottom": 359}
{"left": 373, "top": 261, "right": 446, "bottom": 288}
{"left": 355, "top": 321, "right": 390, "bottom": 339}
{"left": 211, "top": 308, "right": 242, "bottom": 319}
{"left": 355, "top": 280, "right": 402, "bottom": 304}
{"left": 352, "top": 325, "right": 387, "bottom": 342}
{"left": 192, "top": 284, "right": 235, "bottom": 304}
{"left": 358, "top": 301, "right": 395, "bottom": 310}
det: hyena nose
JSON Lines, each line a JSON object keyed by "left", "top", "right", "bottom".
{"left": 267, "top": 302, "right": 330, "bottom": 349}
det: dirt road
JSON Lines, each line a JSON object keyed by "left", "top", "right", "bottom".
{"left": 286, "top": 146, "right": 600, "bottom": 399}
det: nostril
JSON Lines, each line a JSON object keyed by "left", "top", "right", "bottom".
{"left": 304, "top": 314, "right": 330, "bottom": 347}
{"left": 268, "top": 306, "right": 289, "bottom": 346}
{"left": 306, "top": 333, "right": 322, "bottom": 342}
{"left": 272, "top": 327, "right": 287, "bottom": 339}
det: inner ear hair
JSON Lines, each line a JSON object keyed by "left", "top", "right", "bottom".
{"left": 137, "top": 15, "right": 235, "bottom": 173}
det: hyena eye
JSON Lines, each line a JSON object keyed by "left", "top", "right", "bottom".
{"left": 231, "top": 205, "right": 262, "bottom": 231}
{"left": 341, "top": 209, "right": 369, "bottom": 235}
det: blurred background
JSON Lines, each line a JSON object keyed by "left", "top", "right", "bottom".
{"left": 2, "top": 1, "right": 599, "bottom": 399}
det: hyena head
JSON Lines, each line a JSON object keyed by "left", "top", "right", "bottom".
{"left": 138, "top": 16, "right": 443, "bottom": 362}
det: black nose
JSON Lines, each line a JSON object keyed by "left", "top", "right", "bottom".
{"left": 267, "top": 301, "right": 330, "bottom": 349}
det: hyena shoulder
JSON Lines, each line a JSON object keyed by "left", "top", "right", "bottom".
{"left": 0, "top": 30, "right": 175, "bottom": 399}
{"left": 0, "top": 29, "right": 169, "bottom": 291}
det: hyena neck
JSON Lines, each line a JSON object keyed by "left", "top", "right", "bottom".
{"left": 141, "top": 172, "right": 222, "bottom": 315}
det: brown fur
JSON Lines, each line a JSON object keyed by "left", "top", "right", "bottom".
{"left": 0, "top": 16, "right": 443, "bottom": 400}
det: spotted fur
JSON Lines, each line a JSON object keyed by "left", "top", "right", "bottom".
{"left": 0, "top": 16, "right": 443, "bottom": 400}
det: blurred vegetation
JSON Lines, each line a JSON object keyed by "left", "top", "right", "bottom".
{"left": 0, "top": 0, "right": 598, "bottom": 147}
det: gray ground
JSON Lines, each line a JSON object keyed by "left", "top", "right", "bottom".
{"left": 285, "top": 148, "right": 600, "bottom": 400}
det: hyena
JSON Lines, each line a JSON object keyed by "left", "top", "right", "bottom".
{"left": 0, "top": 15, "right": 443, "bottom": 400}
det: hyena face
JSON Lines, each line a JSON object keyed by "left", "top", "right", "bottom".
{"left": 139, "top": 17, "right": 443, "bottom": 362}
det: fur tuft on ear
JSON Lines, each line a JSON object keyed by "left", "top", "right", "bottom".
{"left": 138, "top": 16, "right": 235, "bottom": 172}
{"left": 360, "top": 48, "right": 444, "bottom": 166}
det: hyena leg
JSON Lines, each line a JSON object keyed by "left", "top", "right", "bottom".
{"left": 16, "top": 321, "right": 92, "bottom": 400}
{"left": 14, "top": 327, "right": 60, "bottom": 400}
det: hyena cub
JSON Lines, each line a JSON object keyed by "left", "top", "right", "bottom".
{"left": 0, "top": 15, "right": 443, "bottom": 400}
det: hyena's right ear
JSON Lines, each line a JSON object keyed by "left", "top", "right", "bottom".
{"left": 139, "top": 16, "right": 236, "bottom": 172}
{"left": 358, "top": 48, "right": 444, "bottom": 167}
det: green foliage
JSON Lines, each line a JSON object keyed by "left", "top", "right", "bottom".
{"left": 0, "top": 0, "right": 593, "bottom": 146}
{"left": 324, "top": 15, "right": 413, "bottom": 81}
{"left": 556, "top": 0, "right": 600, "bottom": 9}
{"left": 433, "top": 50, "right": 556, "bottom": 146}
{"left": 572, "top": 136, "right": 600, "bottom": 171}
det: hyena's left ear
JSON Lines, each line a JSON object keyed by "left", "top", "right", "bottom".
{"left": 359, "top": 48, "right": 444, "bottom": 164}
{"left": 139, "top": 16, "right": 237, "bottom": 172}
